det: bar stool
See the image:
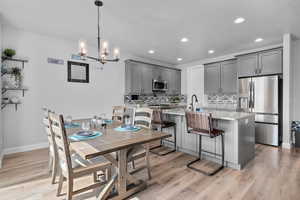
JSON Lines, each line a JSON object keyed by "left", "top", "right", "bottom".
{"left": 185, "top": 111, "right": 225, "bottom": 176}
{"left": 150, "top": 109, "right": 177, "bottom": 156}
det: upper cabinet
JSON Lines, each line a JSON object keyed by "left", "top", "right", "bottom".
{"left": 204, "top": 59, "right": 237, "bottom": 94}
{"left": 204, "top": 63, "right": 221, "bottom": 94}
{"left": 259, "top": 49, "right": 282, "bottom": 75}
{"left": 220, "top": 60, "right": 237, "bottom": 93}
{"left": 166, "top": 69, "right": 181, "bottom": 95}
{"left": 125, "top": 60, "right": 181, "bottom": 94}
{"left": 237, "top": 48, "right": 282, "bottom": 78}
{"left": 237, "top": 54, "right": 258, "bottom": 77}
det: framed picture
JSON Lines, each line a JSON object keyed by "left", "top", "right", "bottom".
{"left": 67, "top": 61, "right": 89, "bottom": 83}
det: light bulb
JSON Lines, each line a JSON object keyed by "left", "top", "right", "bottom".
{"left": 78, "top": 40, "right": 87, "bottom": 56}
{"left": 102, "top": 41, "right": 109, "bottom": 49}
{"left": 113, "top": 48, "right": 120, "bottom": 59}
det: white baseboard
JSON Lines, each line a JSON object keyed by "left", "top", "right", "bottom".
{"left": 282, "top": 142, "right": 292, "bottom": 149}
{"left": 3, "top": 142, "right": 49, "bottom": 155}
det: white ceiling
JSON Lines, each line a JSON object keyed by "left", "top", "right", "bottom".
{"left": 0, "top": 0, "right": 299, "bottom": 65}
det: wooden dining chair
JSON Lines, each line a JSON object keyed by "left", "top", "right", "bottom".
{"left": 128, "top": 107, "right": 153, "bottom": 179}
{"left": 42, "top": 108, "right": 58, "bottom": 184}
{"left": 112, "top": 106, "right": 125, "bottom": 122}
{"left": 48, "top": 112, "right": 112, "bottom": 200}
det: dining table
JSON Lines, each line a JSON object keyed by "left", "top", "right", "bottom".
{"left": 68, "top": 119, "right": 171, "bottom": 200}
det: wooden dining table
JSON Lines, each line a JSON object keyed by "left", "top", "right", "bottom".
{"left": 68, "top": 120, "right": 171, "bottom": 200}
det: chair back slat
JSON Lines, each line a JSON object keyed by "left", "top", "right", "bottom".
{"left": 112, "top": 106, "right": 125, "bottom": 122}
{"left": 134, "top": 108, "right": 153, "bottom": 129}
{"left": 152, "top": 109, "right": 163, "bottom": 124}
{"left": 49, "top": 112, "right": 72, "bottom": 177}
{"left": 185, "top": 111, "right": 212, "bottom": 135}
{"left": 42, "top": 109, "right": 57, "bottom": 157}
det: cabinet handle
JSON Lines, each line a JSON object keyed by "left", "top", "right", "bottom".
{"left": 260, "top": 65, "right": 262, "bottom": 74}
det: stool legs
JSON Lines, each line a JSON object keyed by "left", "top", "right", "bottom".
{"left": 187, "top": 134, "right": 224, "bottom": 176}
{"left": 150, "top": 125, "right": 177, "bottom": 156}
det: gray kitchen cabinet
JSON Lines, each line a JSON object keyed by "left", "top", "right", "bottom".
{"left": 221, "top": 60, "right": 237, "bottom": 93}
{"left": 130, "top": 63, "right": 142, "bottom": 93}
{"left": 125, "top": 59, "right": 181, "bottom": 94}
{"left": 125, "top": 62, "right": 132, "bottom": 94}
{"left": 259, "top": 49, "right": 282, "bottom": 75}
{"left": 141, "top": 64, "right": 154, "bottom": 94}
{"left": 152, "top": 67, "right": 163, "bottom": 81}
{"left": 204, "top": 63, "right": 221, "bottom": 94}
{"left": 237, "top": 48, "right": 282, "bottom": 77}
{"left": 165, "top": 69, "right": 181, "bottom": 95}
{"left": 174, "top": 70, "right": 181, "bottom": 94}
{"left": 237, "top": 53, "right": 258, "bottom": 77}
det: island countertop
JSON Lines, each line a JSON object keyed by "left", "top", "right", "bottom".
{"left": 163, "top": 108, "right": 255, "bottom": 121}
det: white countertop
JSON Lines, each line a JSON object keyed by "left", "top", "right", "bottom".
{"left": 163, "top": 108, "right": 255, "bottom": 121}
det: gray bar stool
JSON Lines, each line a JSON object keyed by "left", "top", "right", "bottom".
{"left": 185, "top": 111, "right": 225, "bottom": 176}
{"left": 150, "top": 109, "right": 177, "bottom": 156}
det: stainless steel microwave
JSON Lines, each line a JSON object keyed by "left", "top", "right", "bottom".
{"left": 152, "top": 79, "right": 168, "bottom": 92}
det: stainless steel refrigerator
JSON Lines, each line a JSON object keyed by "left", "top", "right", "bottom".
{"left": 238, "top": 75, "right": 281, "bottom": 146}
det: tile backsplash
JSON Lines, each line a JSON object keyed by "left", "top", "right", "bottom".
{"left": 205, "top": 94, "right": 238, "bottom": 110}
{"left": 124, "top": 94, "right": 187, "bottom": 105}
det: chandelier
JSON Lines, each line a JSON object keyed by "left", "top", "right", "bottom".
{"left": 77, "top": 0, "right": 120, "bottom": 64}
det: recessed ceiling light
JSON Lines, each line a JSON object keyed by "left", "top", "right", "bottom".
{"left": 177, "top": 58, "right": 183, "bottom": 61}
{"left": 255, "top": 38, "right": 263, "bottom": 43}
{"left": 208, "top": 50, "right": 215, "bottom": 54}
{"left": 234, "top": 17, "right": 245, "bottom": 24}
{"left": 181, "top": 37, "right": 189, "bottom": 42}
{"left": 148, "top": 50, "right": 155, "bottom": 54}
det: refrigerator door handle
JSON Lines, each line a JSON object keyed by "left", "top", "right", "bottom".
{"left": 252, "top": 81, "right": 255, "bottom": 109}
{"left": 248, "top": 81, "right": 252, "bottom": 110}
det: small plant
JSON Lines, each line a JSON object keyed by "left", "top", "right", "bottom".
{"left": 11, "top": 67, "right": 22, "bottom": 81}
{"left": 3, "top": 48, "right": 16, "bottom": 57}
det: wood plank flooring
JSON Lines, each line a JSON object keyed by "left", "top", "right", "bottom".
{"left": 0, "top": 145, "right": 300, "bottom": 200}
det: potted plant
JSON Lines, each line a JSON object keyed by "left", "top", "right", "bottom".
{"left": 11, "top": 67, "right": 22, "bottom": 88}
{"left": 3, "top": 48, "right": 16, "bottom": 58}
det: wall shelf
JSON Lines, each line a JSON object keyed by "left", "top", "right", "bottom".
{"left": 1, "top": 102, "right": 21, "bottom": 111}
{"left": 1, "top": 56, "right": 28, "bottom": 69}
{"left": 2, "top": 88, "right": 28, "bottom": 97}
{"left": 1, "top": 55, "right": 29, "bottom": 111}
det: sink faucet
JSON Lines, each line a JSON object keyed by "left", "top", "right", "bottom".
{"left": 190, "top": 94, "right": 198, "bottom": 111}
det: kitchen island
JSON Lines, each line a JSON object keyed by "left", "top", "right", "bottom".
{"left": 161, "top": 108, "right": 255, "bottom": 170}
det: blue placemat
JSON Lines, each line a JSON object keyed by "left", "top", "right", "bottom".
{"left": 104, "top": 119, "right": 113, "bottom": 124}
{"left": 68, "top": 131, "right": 102, "bottom": 141}
{"left": 65, "top": 122, "right": 81, "bottom": 129}
{"left": 114, "top": 125, "right": 141, "bottom": 132}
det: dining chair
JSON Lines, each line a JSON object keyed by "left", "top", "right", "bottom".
{"left": 150, "top": 109, "right": 177, "bottom": 156}
{"left": 48, "top": 112, "right": 112, "bottom": 200}
{"left": 128, "top": 107, "right": 153, "bottom": 179}
{"left": 112, "top": 106, "right": 125, "bottom": 122}
{"left": 43, "top": 108, "right": 103, "bottom": 185}
{"left": 42, "top": 108, "right": 58, "bottom": 184}
{"left": 185, "top": 111, "right": 225, "bottom": 176}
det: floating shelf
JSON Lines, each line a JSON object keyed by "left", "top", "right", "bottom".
{"left": 2, "top": 88, "right": 28, "bottom": 97}
{"left": 1, "top": 56, "right": 28, "bottom": 69}
{"left": 1, "top": 102, "right": 21, "bottom": 111}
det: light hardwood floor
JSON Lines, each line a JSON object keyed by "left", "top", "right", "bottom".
{"left": 0, "top": 145, "right": 300, "bottom": 200}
